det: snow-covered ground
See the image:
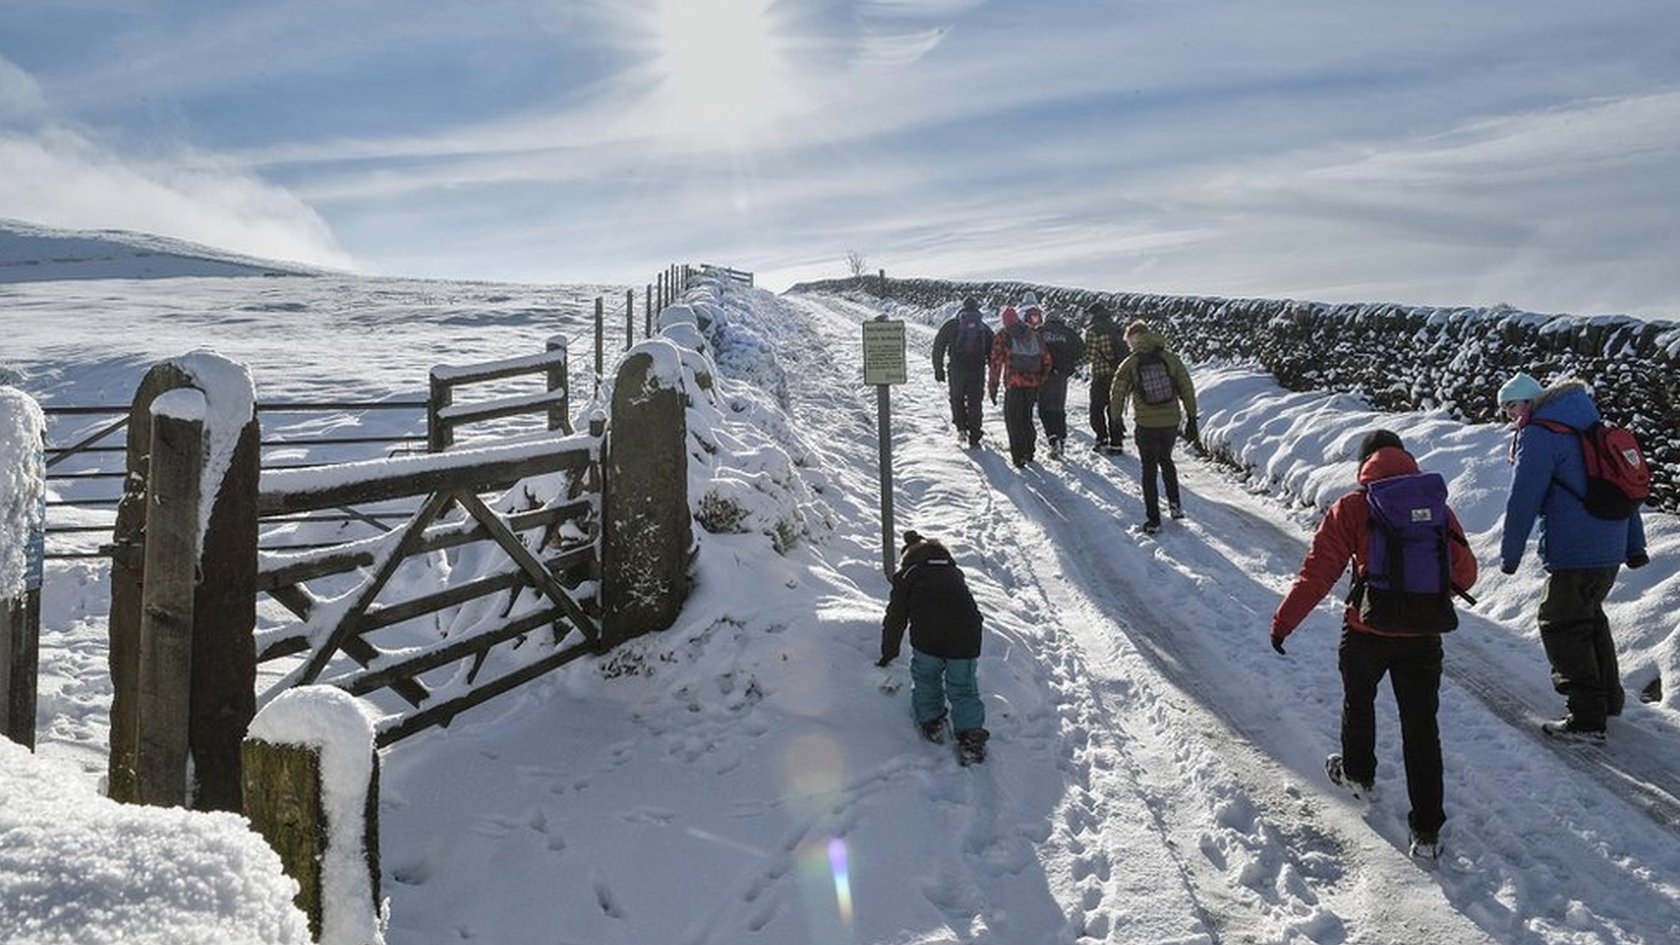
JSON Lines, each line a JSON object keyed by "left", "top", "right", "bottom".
{"left": 4, "top": 266, "right": 1679, "bottom": 945}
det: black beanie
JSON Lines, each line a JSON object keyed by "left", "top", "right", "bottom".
{"left": 1358, "top": 429, "right": 1405, "bottom": 462}
{"left": 902, "top": 530, "right": 923, "bottom": 546}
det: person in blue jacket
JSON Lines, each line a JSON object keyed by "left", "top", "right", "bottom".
{"left": 1498, "top": 373, "right": 1649, "bottom": 741}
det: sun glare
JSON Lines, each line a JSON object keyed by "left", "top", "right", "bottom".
{"left": 648, "top": 0, "right": 795, "bottom": 135}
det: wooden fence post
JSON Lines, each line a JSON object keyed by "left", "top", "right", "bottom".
{"left": 135, "top": 389, "right": 203, "bottom": 807}
{"left": 601, "top": 345, "right": 691, "bottom": 647}
{"left": 644, "top": 284, "right": 653, "bottom": 341}
{"left": 546, "top": 335, "right": 572, "bottom": 434}
{"left": 427, "top": 370, "right": 453, "bottom": 452}
{"left": 0, "top": 387, "right": 45, "bottom": 749}
{"left": 108, "top": 355, "right": 259, "bottom": 810}
{"left": 625, "top": 289, "right": 634, "bottom": 353}
{"left": 244, "top": 687, "right": 382, "bottom": 945}
{"left": 594, "top": 296, "right": 605, "bottom": 394}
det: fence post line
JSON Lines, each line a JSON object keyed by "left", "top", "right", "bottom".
{"left": 135, "top": 391, "right": 203, "bottom": 807}
{"left": 0, "top": 389, "right": 44, "bottom": 750}
{"left": 546, "top": 334, "right": 572, "bottom": 434}
{"left": 594, "top": 296, "right": 605, "bottom": 394}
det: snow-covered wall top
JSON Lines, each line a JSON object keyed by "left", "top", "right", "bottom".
{"left": 790, "top": 276, "right": 1680, "bottom": 512}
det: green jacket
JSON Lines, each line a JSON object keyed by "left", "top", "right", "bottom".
{"left": 1108, "top": 330, "right": 1196, "bottom": 430}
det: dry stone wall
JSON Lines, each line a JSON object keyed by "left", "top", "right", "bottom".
{"left": 791, "top": 276, "right": 1680, "bottom": 512}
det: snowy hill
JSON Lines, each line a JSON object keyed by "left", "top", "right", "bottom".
{"left": 5, "top": 272, "right": 1680, "bottom": 944}
{"left": 0, "top": 218, "right": 330, "bottom": 283}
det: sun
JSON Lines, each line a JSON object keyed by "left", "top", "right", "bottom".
{"left": 646, "top": 0, "right": 798, "bottom": 136}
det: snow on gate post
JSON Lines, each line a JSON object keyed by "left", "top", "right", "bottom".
{"left": 600, "top": 340, "right": 692, "bottom": 647}
{"left": 0, "top": 385, "right": 46, "bottom": 749}
{"left": 107, "top": 354, "right": 259, "bottom": 810}
{"left": 244, "top": 686, "right": 386, "bottom": 945}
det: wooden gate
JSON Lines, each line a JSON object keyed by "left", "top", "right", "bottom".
{"left": 107, "top": 343, "right": 693, "bottom": 808}
{"left": 254, "top": 430, "right": 602, "bottom": 747}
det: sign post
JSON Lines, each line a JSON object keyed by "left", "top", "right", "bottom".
{"left": 860, "top": 318, "right": 907, "bottom": 579}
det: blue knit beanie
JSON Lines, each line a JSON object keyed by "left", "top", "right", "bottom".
{"left": 1497, "top": 372, "right": 1543, "bottom": 407}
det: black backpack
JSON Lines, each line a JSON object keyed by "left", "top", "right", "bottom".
{"left": 1136, "top": 352, "right": 1177, "bottom": 405}
{"left": 953, "top": 312, "right": 988, "bottom": 362}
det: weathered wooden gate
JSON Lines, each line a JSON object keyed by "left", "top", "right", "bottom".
{"left": 108, "top": 342, "right": 694, "bottom": 809}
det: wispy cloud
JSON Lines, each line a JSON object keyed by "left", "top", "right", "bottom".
{"left": 1, "top": 1, "right": 1678, "bottom": 315}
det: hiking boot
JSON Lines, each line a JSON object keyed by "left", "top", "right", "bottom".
{"left": 1048, "top": 438, "right": 1064, "bottom": 459}
{"left": 1325, "top": 753, "right": 1376, "bottom": 800}
{"left": 1541, "top": 716, "right": 1606, "bottom": 743}
{"left": 1140, "top": 521, "right": 1160, "bottom": 536}
{"left": 1168, "top": 503, "right": 1185, "bottom": 520}
{"left": 1408, "top": 829, "right": 1442, "bottom": 862}
{"left": 919, "top": 715, "right": 947, "bottom": 743}
{"left": 956, "top": 728, "right": 989, "bottom": 763}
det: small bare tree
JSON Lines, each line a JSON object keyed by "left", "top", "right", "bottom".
{"left": 845, "top": 249, "right": 868, "bottom": 278}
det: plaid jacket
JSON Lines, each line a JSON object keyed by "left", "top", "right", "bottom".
{"left": 1082, "top": 322, "right": 1128, "bottom": 376}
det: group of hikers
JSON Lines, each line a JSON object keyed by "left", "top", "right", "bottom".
{"left": 930, "top": 293, "right": 1198, "bottom": 534}
{"left": 882, "top": 294, "right": 1654, "bottom": 860}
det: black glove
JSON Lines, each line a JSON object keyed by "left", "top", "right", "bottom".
{"left": 934, "top": 369, "right": 946, "bottom": 383}
{"left": 875, "top": 655, "right": 893, "bottom": 667}
{"left": 1270, "top": 635, "right": 1287, "bottom": 655}
{"left": 1183, "top": 417, "right": 1199, "bottom": 444}
{"left": 1501, "top": 562, "right": 1518, "bottom": 575}
{"left": 1627, "top": 553, "right": 1649, "bottom": 569}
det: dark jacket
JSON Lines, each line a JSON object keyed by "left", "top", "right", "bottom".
{"left": 1081, "top": 314, "right": 1128, "bottom": 377}
{"left": 880, "top": 539, "right": 983, "bottom": 661}
{"left": 1501, "top": 379, "right": 1648, "bottom": 571}
{"left": 1272, "top": 447, "right": 1478, "bottom": 640}
{"left": 931, "top": 309, "right": 993, "bottom": 378}
{"left": 1037, "top": 315, "right": 1086, "bottom": 377}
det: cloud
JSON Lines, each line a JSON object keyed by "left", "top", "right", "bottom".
{"left": 0, "top": 57, "right": 356, "bottom": 271}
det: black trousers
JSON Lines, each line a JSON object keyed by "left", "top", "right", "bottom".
{"left": 1089, "top": 373, "right": 1123, "bottom": 446}
{"left": 946, "top": 363, "right": 986, "bottom": 444}
{"left": 1134, "top": 426, "right": 1181, "bottom": 524}
{"left": 1537, "top": 566, "right": 1623, "bottom": 727}
{"left": 1037, "top": 372, "right": 1070, "bottom": 444}
{"left": 1339, "top": 628, "right": 1445, "bottom": 836}
{"left": 1002, "top": 387, "right": 1039, "bottom": 465}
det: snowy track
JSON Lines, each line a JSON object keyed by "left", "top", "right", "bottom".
{"left": 782, "top": 292, "right": 1680, "bottom": 944}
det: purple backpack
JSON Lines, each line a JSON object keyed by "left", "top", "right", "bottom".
{"left": 1353, "top": 472, "right": 1458, "bottom": 633}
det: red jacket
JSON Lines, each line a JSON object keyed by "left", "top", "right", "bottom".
{"left": 1271, "top": 447, "right": 1477, "bottom": 640}
{"left": 987, "top": 323, "right": 1053, "bottom": 396}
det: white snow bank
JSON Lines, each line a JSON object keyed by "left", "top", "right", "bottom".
{"left": 0, "top": 738, "right": 310, "bottom": 945}
{"left": 0, "top": 385, "right": 46, "bottom": 597}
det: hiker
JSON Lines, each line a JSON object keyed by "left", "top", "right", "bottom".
{"left": 1108, "top": 320, "right": 1197, "bottom": 532}
{"left": 1498, "top": 373, "right": 1650, "bottom": 741}
{"left": 1020, "top": 291, "right": 1044, "bottom": 329}
{"left": 1270, "top": 430, "right": 1478, "bottom": 862}
{"left": 931, "top": 297, "right": 994, "bottom": 448}
{"left": 876, "top": 530, "right": 989, "bottom": 762}
{"left": 987, "top": 306, "right": 1053, "bottom": 468}
{"left": 1081, "top": 302, "right": 1129, "bottom": 453}
{"left": 1035, "top": 306, "right": 1086, "bottom": 459}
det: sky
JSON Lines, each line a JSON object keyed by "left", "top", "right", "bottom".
{"left": 8, "top": 261, "right": 1680, "bottom": 944}
{"left": 3, "top": 1, "right": 1680, "bottom": 316}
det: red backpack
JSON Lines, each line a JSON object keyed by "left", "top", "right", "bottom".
{"left": 1533, "top": 418, "right": 1650, "bottom": 520}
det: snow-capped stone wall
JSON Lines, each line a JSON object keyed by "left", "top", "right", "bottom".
{"left": 791, "top": 276, "right": 1680, "bottom": 512}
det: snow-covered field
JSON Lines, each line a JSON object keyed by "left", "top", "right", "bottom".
{"left": 3, "top": 259, "right": 1679, "bottom": 944}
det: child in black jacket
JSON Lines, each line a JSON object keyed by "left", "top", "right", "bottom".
{"left": 878, "top": 531, "right": 989, "bottom": 759}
